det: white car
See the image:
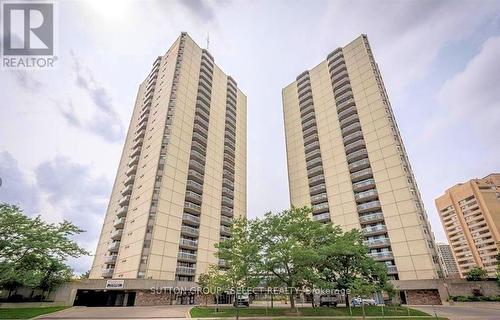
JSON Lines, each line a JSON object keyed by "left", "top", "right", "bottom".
{"left": 351, "top": 297, "right": 377, "bottom": 306}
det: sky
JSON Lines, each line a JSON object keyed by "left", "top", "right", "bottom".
{"left": 0, "top": 0, "right": 499, "bottom": 274}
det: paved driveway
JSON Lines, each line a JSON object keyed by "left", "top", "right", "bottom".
{"left": 413, "top": 304, "right": 500, "bottom": 320}
{"left": 38, "top": 305, "right": 192, "bottom": 319}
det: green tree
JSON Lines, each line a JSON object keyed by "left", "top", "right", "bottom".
{"left": 465, "top": 266, "right": 488, "bottom": 281}
{"left": 350, "top": 278, "right": 376, "bottom": 319}
{"left": 315, "top": 228, "right": 388, "bottom": 307}
{"left": 79, "top": 270, "right": 90, "bottom": 279}
{"left": 254, "top": 207, "right": 325, "bottom": 310}
{"left": 216, "top": 218, "right": 261, "bottom": 319}
{"left": 35, "top": 258, "right": 73, "bottom": 299}
{"left": 0, "top": 203, "right": 89, "bottom": 295}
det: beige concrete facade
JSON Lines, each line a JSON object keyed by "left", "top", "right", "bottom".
{"left": 282, "top": 35, "right": 441, "bottom": 280}
{"left": 90, "top": 33, "right": 246, "bottom": 281}
{"left": 436, "top": 173, "right": 500, "bottom": 278}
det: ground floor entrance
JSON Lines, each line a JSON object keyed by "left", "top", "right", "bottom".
{"left": 73, "top": 290, "right": 136, "bottom": 307}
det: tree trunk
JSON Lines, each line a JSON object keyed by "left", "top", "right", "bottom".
{"left": 311, "top": 293, "right": 315, "bottom": 308}
{"left": 289, "top": 292, "right": 295, "bottom": 310}
{"left": 271, "top": 292, "right": 274, "bottom": 308}
{"left": 345, "top": 292, "right": 350, "bottom": 307}
{"left": 235, "top": 293, "right": 239, "bottom": 320}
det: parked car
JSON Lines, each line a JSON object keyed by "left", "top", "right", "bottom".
{"left": 234, "top": 293, "right": 250, "bottom": 307}
{"left": 319, "top": 295, "right": 338, "bottom": 307}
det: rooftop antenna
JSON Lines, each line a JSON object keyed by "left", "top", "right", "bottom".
{"left": 206, "top": 32, "right": 210, "bottom": 50}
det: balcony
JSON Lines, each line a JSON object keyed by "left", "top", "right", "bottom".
{"left": 189, "top": 160, "right": 205, "bottom": 174}
{"left": 126, "top": 165, "right": 137, "bottom": 177}
{"left": 309, "top": 183, "right": 326, "bottom": 195}
{"left": 186, "top": 180, "right": 203, "bottom": 194}
{"left": 345, "top": 139, "right": 366, "bottom": 154}
{"left": 312, "top": 202, "right": 329, "bottom": 214}
{"left": 341, "top": 121, "right": 361, "bottom": 136}
{"left": 329, "top": 59, "right": 346, "bottom": 74}
{"left": 117, "top": 206, "right": 128, "bottom": 218}
{"left": 113, "top": 217, "right": 126, "bottom": 229}
{"left": 307, "top": 165, "right": 323, "bottom": 177}
{"left": 121, "top": 184, "right": 133, "bottom": 196}
{"left": 364, "top": 237, "right": 390, "bottom": 248}
{"left": 355, "top": 189, "right": 378, "bottom": 203}
{"left": 178, "top": 252, "right": 197, "bottom": 262}
{"left": 188, "top": 170, "right": 204, "bottom": 184}
{"left": 220, "top": 225, "right": 232, "bottom": 236}
{"left": 104, "top": 255, "right": 117, "bottom": 264}
{"left": 304, "top": 133, "right": 319, "bottom": 146}
{"left": 337, "top": 97, "right": 356, "bottom": 113}
{"left": 302, "top": 125, "right": 317, "bottom": 139}
{"left": 190, "top": 149, "right": 205, "bottom": 163}
{"left": 333, "top": 79, "right": 351, "bottom": 95}
{"left": 311, "top": 193, "right": 328, "bottom": 204}
{"left": 304, "top": 141, "right": 320, "bottom": 153}
{"left": 359, "top": 212, "right": 384, "bottom": 224}
{"left": 369, "top": 251, "right": 394, "bottom": 261}
{"left": 185, "top": 190, "right": 203, "bottom": 204}
{"left": 222, "top": 187, "right": 234, "bottom": 197}
{"left": 176, "top": 266, "right": 196, "bottom": 276}
{"left": 305, "top": 148, "right": 321, "bottom": 162}
{"left": 224, "top": 154, "right": 235, "bottom": 165}
{"left": 352, "top": 178, "right": 376, "bottom": 192}
{"left": 135, "top": 122, "right": 147, "bottom": 134}
{"left": 312, "top": 212, "right": 330, "bottom": 222}
{"left": 193, "top": 123, "right": 208, "bottom": 138}
{"left": 132, "top": 138, "right": 143, "bottom": 150}
{"left": 179, "top": 238, "right": 198, "bottom": 249}
{"left": 222, "top": 196, "right": 234, "bottom": 207}
{"left": 181, "top": 225, "right": 200, "bottom": 237}
{"left": 302, "top": 117, "right": 316, "bottom": 131}
{"left": 192, "top": 131, "right": 207, "bottom": 144}
{"left": 331, "top": 69, "right": 348, "bottom": 83}
{"left": 192, "top": 141, "right": 206, "bottom": 156}
{"left": 349, "top": 158, "right": 371, "bottom": 173}
{"left": 183, "top": 211, "right": 201, "bottom": 224}
{"left": 387, "top": 265, "right": 398, "bottom": 274}
{"left": 300, "top": 103, "right": 314, "bottom": 117}
{"left": 108, "top": 241, "right": 120, "bottom": 252}
{"left": 128, "top": 155, "right": 139, "bottom": 167}
{"left": 220, "top": 215, "right": 233, "bottom": 226}
{"left": 337, "top": 104, "right": 357, "bottom": 121}
{"left": 110, "top": 229, "right": 123, "bottom": 240}
{"left": 306, "top": 157, "right": 323, "bottom": 169}
{"left": 221, "top": 206, "right": 233, "bottom": 217}
{"left": 124, "top": 174, "right": 135, "bottom": 186}
{"left": 102, "top": 268, "right": 114, "bottom": 278}
{"left": 309, "top": 174, "right": 325, "bottom": 186}
{"left": 362, "top": 224, "right": 387, "bottom": 236}
{"left": 346, "top": 149, "right": 368, "bottom": 163}
{"left": 222, "top": 178, "right": 234, "bottom": 189}
{"left": 357, "top": 200, "right": 381, "bottom": 213}
{"left": 343, "top": 131, "right": 364, "bottom": 145}
{"left": 351, "top": 168, "right": 373, "bottom": 183}
{"left": 118, "top": 195, "right": 131, "bottom": 207}
{"left": 335, "top": 90, "right": 353, "bottom": 104}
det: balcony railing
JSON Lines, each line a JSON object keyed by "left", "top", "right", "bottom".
{"left": 178, "top": 252, "right": 197, "bottom": 262}
{"left": 104, "top": 255, "right": 117, "bottom": 264}
{"left": 126, "top": 165, "right": 137, "bottom": 177}
{"left": 307, "top": 165, "right": 323, "bottom": 177}
{"left": 345, "top": 139, "right": 366, "bottom": 154}
{"left": 118, "top": 195, "right": 130, "bottom": 206}
{"left": 364, "top": 237, "right": 390, "bottom": 248}
{"left": 352, "top": 178, "right": 376, "bottom": 192}
{"left": 220, "top": 215, "right": 233, "bottom": 225}
{"left": 357, "top": 200, "right": 381, "bottom": 213}
{"left": 128, "top": 155, "right": 140, "bottom": 167}
{"left": 362, "top": 224, "right": 387, "bottom": 235}
{"left": 188, "top": 170, "right": 204, "bottom": 184}
{"left": 113, "top": 217, "right": 126, "bottom": 229}
{"left": 368, "top": 251, "right": 394, "bottom": 261}
{"left": 185, "top": 190, "right": 203, "bottom": 204}
{"left": 350, "top": 168, "right": 373, "bottom": 183}
{"left": 309, "top": 183, "right": 326, "bottom": 195}
{"left": 337, "top": 97, "right": 356, "bottom": 113}
{"left": 121, "top": 184, "right": 133, "bottom": 196}
{"left": 124, "top": 174, "right": 135, "bottom": 186}
{"left": 107, "top": 241, "right": 120, "bottom": 252}
{"left": 312, "top": 202, "right": 329, "bottom": 213}
{"left": 311, "top": 193, "right": 328, "bottom": 204}
{"left": 306, "top": 157, "right": 323, "bottom": 169}
{"left": 176, "top": 266, "right": 196, "bottom": 275}
{"left": 387, "top": 265, "right": 398, "bottom": 274}
{"left": 221, "top": 206, "right": 233, "bottom": 217}
{"left": 110, "top": 229, "right": 123, "bottom": 240}
{"left": 117, "top": 206, "right": 128, "bottom": 218}
{"left": 102, "top": 268, "right": 114, "bottom": 278}
{"left": 355, "top": 189, "right": 378, "bottom": 202}
{"left": 220, "top": 225, "right": 232, "bottom": 235}
{"left": 359, "top": 212, "right": 384, "bottom": 224}
{"left": 349, "top": 158, "right": 371, "bottom": 173}
{"left": 304, "top": 141, "right": 320, "bottom": 153}
{"left": 186, "top": 180, "right": 203, "bottom": 194}
{"left": 346, "top": 149, "right": 368, "bottom": 163}
{"left": 309, "top": 174, "right": 325, "bottom": 186}
{"left": 337, "top": 104, "right": 357, "bottom": 121}
{"left": 222, "top": 178, "right": 234, "bottom": 189}
{"left": 182, "top": 213, "right": 200, "bottom": 225}
{"left": 341, "top": 121, "right": 361, "bottom": 136}
{"left": 312, "top": 212, "right": 330, "bottom": 222}
{"left": 189, "top": 160, "right": 205, "bottom": 174}
{"left": 179, "top": 238, "right": 198, "bottom": 249}
{"left": 181, "top": 225, "right": 200, "bottom": 237}
{"left": 343, "top": 131, "right": 364, "bottom": 145}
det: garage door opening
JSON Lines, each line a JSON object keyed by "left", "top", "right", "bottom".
{"left": 74, "top": 290, "right": 136, "bottom": 307}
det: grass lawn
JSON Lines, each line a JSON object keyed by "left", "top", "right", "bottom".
{"left": 190, "top": 306, "right": 437, "bottom": 318}
{"left": 0, "top": 306, "right": 70, "bottom": 319}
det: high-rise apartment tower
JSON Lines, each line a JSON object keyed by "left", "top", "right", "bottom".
{"left": 90, "top": 33, "right": 247, "bottom": 281}
{"left": 282, "top": 35, "right": 441, "bottom": 280}
{"left": 436, "top": 173, "right": 500, "bottom": 278}
{"left": 436, "top": 243, "right": 460, "bottom": 278}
